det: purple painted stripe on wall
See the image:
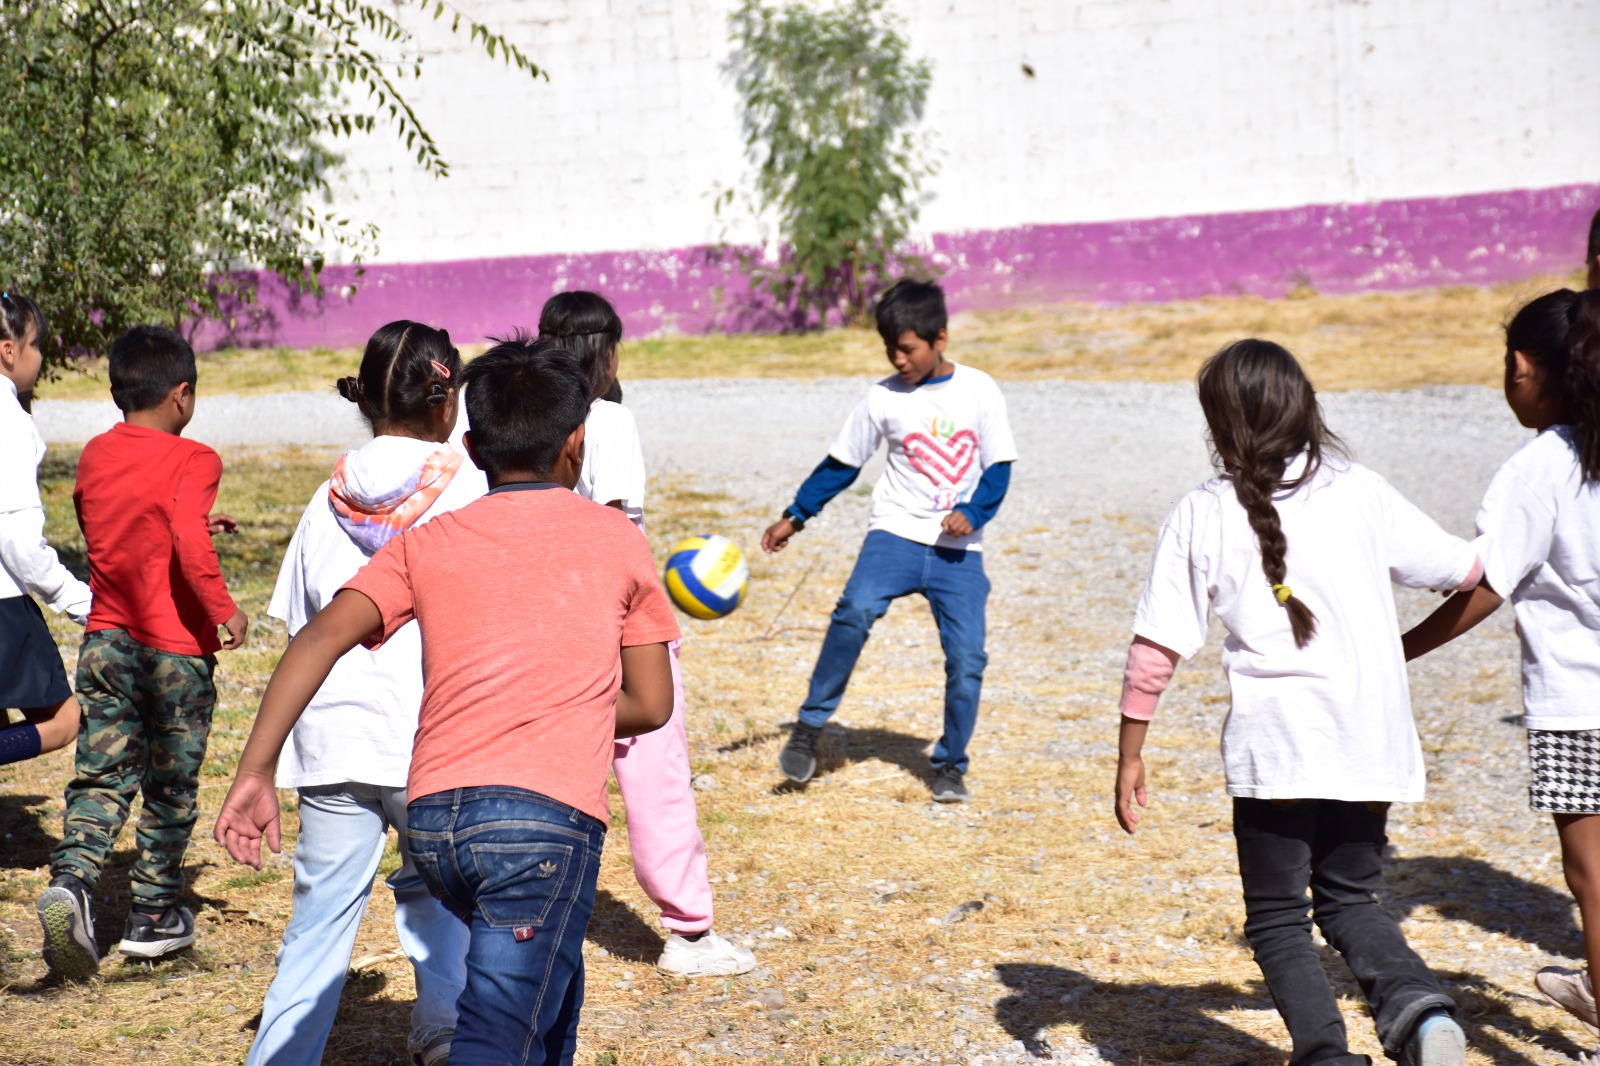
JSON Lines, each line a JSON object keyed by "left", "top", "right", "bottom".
{"left": 197, "top": 183, "right": 1600, "bottom": 351}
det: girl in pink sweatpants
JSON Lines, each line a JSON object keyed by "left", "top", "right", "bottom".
{"left": 539, "top": 291, "right": 757, "bottom": 977}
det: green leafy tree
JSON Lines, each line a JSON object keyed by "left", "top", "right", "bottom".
{"left": 723, "top": 0, "right": 936, "bottom": 328}
{"left": 0, "top": 1, "right": 540, "bottom": 366}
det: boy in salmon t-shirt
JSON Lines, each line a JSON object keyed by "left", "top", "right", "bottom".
{"left": 37, "top": 326, "right": 249, "bottom": 981}
{"left": 214, "top": 338, "right": 680, "bottom": 1066}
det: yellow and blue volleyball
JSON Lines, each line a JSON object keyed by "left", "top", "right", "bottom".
{"left": 664, "top": 535, "right": 749, "bottom": 620}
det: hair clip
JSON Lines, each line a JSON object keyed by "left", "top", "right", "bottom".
{"left": 429, "top": 359, "right": 452, "bottom": 380}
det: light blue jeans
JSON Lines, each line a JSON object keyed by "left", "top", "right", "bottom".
{"left": 246, "top": 783, "right": 469, "bottom": 1066}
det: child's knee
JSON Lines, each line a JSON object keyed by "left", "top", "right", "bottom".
{"left": 943, "top": 644, "right": 988, "bottom": 678}
{"left": 831, "top": 594, "right": 887, "bottom": 631}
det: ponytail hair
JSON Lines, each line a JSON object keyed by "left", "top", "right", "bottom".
{"left": 0, "top": 291, "right": 47, "bottom": 350}
{"left": 1505, "top": 288, "right": 1600, "bottom": 481}
{"left": 1196, "top": 339, "right": 1344, "bottom": 648}
{"left": 537, "top": 291, "right": 622, "bottom": 403}
{"left": 336, "top": 320, "right": 461, "bottom": 434}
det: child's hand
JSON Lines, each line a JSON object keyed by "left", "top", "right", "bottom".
{"left": 207, "top": 513, "right": 239, "bottom": 535}
{"left": 1114, "top": 753, "right": 1148, "bottom": 834}
{"left": 220, "top": 608, "right": 249, "bottom": 650}
{"left": 941, "top": 511, "right": 974, "bottom": 537}
{"left": 762, "top": 517, "right": 798, "bottom": 554}
{"left": 213, "top": 771, "right": 282, "bottom": 869}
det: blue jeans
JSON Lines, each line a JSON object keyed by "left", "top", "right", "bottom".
{"left": 406, "top": 787, "right": 606, "bottom": 1066}
{"left": 248, "top": 784, "right": 467, "bottom": 1066}
{"left": 1234, "top": 798, "right": 1454, "bottom": 1065}
{"left": 800, "top": 530, "right": 990, "bottom": 772}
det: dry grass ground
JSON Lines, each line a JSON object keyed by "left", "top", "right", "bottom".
{"left": 31, "top": 272, "right": 1586, "bottom": 403}
{"left": 3, "top": 280, "right": 1594, "bottom": 1065}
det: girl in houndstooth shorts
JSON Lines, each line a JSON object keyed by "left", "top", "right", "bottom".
{"left": 1405, "top": 288, "right": 1600, "bottom": 1056}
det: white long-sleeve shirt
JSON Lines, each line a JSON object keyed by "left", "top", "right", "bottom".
{"left": 0, "top": 377, "right": 91, "bottom": 621}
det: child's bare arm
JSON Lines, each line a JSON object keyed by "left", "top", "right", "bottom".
{"left": 213, "top": 589, "right": 382, "bottom": 867}
{"left": 1401, "top": 580, "right": 1504, "bottom": 661}
{"left": 1115, "top": 716, "right": 1151, "bottom": 835}
{"left": 616, "top": 642, "right": 674, "bottom": 738}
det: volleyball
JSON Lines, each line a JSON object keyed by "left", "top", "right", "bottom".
{"left": 664, "top": 535, "right": 749, "bottom": 619}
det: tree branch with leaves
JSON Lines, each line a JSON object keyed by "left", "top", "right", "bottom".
{"left": 0, "top": 0, "right": 542, "bottom": 366}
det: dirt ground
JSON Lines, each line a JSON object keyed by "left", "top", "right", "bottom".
{"left": 3, "top": 283, "right": 1596, "bottom": 1065}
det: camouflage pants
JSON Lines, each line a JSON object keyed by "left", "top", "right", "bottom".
{"left": 51, "top": 629, "right": 216, "bottom": 908}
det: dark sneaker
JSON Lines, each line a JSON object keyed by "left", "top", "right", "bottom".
{"left": 117, "top": 904, "right": 195, "bottom": 959}
{"left": 931, "top": 765, "right": 969, "bottom": 803}
{"left": 37, "top": 874, "right": 99, "bottom": 981}
{"left": 779, "top": 721, "right": 823, "bottom": 783}
{"left": 1399, "top": 1009, "right": 1465, "bottom": 1066}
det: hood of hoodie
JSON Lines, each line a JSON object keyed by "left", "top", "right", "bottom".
{"left": 328, "top": 435, "right": 464, "bottom": 554}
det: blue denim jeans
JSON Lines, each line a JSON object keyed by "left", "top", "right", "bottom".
{"left": 406, "top": 787, "right": 606, "bottom": 1066}
{"left": 248, "top": 784, "right": 467, "bottom": 1066}
{"left": 1234, "top": 798, "right": 1454, "bottom": 1065}
{"left": 799, "top": 530, "right": 990, "bottom": 772}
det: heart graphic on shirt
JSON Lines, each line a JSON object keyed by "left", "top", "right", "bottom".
{"left": 904, "top": 429, "right": 979, "bottom": 486}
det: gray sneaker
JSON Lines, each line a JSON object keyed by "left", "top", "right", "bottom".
{"left": 931, "top": 765, "right": 969, "bottom": 803}
{"left": 1400, "top": 1009, "right": 1465, "bottom": 1066}
{"left": 779, "top": 722, "right": 823, "bottom": 783}
{"left": 37, "top": 874, "right": 99, "bottom": 981}
{"left": 408, "top": 1026, "right": 453, "bottom": 1066}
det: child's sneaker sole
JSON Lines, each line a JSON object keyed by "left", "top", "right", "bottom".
{"left": 1405, "top": 1013, "right": 1465, "bottom": 1066}
{"left": 37, "top": 888, "right": 99, "bottom": 981}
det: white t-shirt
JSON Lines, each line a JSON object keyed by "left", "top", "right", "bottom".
{"left": 828, "top": 364, "right": 1018, "bottom": 550}
{"left": 1134, "top": 456, "right": 1476, "bottom": 802}
{"left": 1475, "top": 426, "right": 1600, "bottom": 731}
{"left": 268, "top": 436, "right": 487, "bottom": 788}
{"left": 577, "top": 398, "right": 647, "bottom": 528}
{"left": 0, "top": 377, "right": 91, "bottom": 618}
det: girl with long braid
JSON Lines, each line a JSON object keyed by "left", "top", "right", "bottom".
{"left": 1114, "top": 340, "right": 1479, "bottom": 1066}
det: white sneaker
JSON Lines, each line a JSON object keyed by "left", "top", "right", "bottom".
{"left": 656, "top": 931, "right": 756, "bottom": 977}
{"left": 408, "top": 1026, "right": 453, "bottom": 1066}
{"left": 1537, "top": 966, "right": 1600, "bottom": 1036}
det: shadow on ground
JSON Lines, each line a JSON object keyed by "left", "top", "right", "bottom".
{"left": 758, "top": 722, "right": 936, "bottom": 796}
{"left": 1388, "top": 855, "right": 1582, "bottom": 961}
{"left": 0, "top": 793, "right": 54, "bottom": 870}
{"left": 587, "top": 887, "right": 664, "bottom": 964}
{"left": 994, "top": 962, "right": 1278, "bottom": 1063}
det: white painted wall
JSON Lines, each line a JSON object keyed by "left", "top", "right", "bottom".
{"left": 327, "top": 0, "right": 1600, "bottom": 265}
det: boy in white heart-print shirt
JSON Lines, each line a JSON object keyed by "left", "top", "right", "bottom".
{"left": 761, "top": 280, "right": 1018, "bottom": 803}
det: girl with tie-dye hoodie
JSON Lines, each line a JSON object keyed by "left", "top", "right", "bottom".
{"left": 248, "top": 322, "right": 486, "bottom": 1066}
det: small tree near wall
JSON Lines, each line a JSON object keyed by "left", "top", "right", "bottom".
{"left": 724, "top": 0, "right": 936, "bottom": 329}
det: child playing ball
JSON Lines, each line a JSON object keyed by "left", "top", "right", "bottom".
{"left": 1116, "top": 340, "right": 1475, "bottom": 1066}
{"left": 215, "top": 337, "right": 679, "bottom": 1066}
{"left": 762, "top": 279, "right": 1016, "bottom": 802}
{"left": 0, "top": 292, "right": 90, "bottom": 768}
{"left": 539, "top": 291, "right": 757, "bottom": 977}
{"left": 1404, "top": 289, "right": 1600, "bottom": 1057}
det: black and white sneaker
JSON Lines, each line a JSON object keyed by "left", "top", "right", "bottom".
{"left": 930, "top": 765, "right": 969, "bottom": 803}
{"left": 117, "top": 904, "right": 195, "bottom": 959}
{"left": 779, "top": 721, "right": 823, "bottom": 783}
{"left": 37, "top": 874, "right": 99, "bottom": 981}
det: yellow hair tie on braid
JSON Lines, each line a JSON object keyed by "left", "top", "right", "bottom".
{"left": 1272, "top": 584, "right": 1293, "bottom": 605}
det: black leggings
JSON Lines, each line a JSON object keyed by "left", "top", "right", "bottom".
{"left": 1233, "top": 797, "right": 1453, "bottom": 1065}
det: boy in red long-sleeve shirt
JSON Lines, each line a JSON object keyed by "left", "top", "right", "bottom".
{"left": 37, "top": 326, "right": 248, "bottom": 981}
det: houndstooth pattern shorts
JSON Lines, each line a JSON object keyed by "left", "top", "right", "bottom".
{"left": 1529, "top": 728, "right": 1600, "bottom": 814}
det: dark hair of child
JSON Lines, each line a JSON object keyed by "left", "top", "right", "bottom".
{"left": 1196, "top": 339, "right": 1344, "bottom": 648}
{"left": 537, "top": 291, "right": 622, "bottom": 403}
{"left": 0, "top": 291, "right": 47, "bottom": 349}
{"left": 336, "top": 320, "right": 462, "bottom": 435}
{"left": 1587, "top": 208, "right": 1600, "bottom": 274}
{"left": 459, "top": 335, "right": 590, "bottom": 481}
{"left": 109, "top": 326, "right": 197, "bottom": 413}
{"left": 875, "top": 279, "right": 947, "bottom": 346}
{"left": 1505, "top": 288, "right": 1600, "bottom": 480}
